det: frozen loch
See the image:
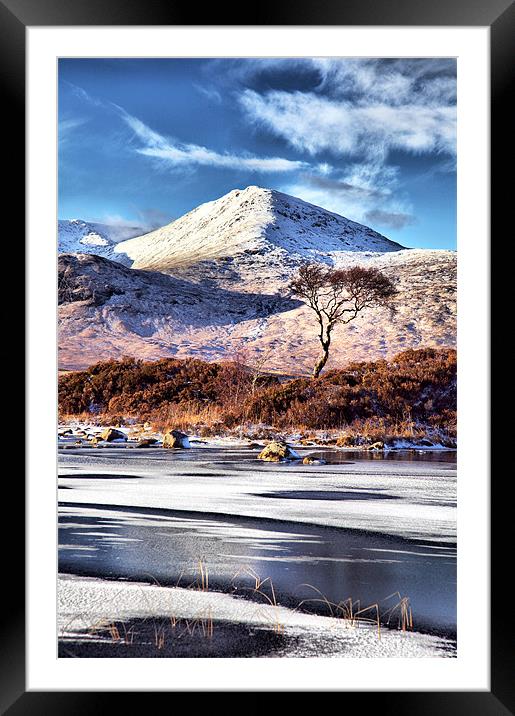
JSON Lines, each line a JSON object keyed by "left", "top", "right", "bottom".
{"left": 58, "top": 443, "right": 456, "bottom": 658}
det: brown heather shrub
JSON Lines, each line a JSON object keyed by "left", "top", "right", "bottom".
{"left": 58, "top": 348, "right": 456, "bottom": 435}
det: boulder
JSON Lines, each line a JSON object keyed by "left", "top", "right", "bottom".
{"left": 258, "top": 441, "right": 300, "bottom": 462}
{"left": 163, "top": 430, "right": 191, "bottom": 449}
{"left": 136, "top": 438, "right": 158, "bottom": 448}
{"left": 302, "top": 456, "right": 327, "bottom": 465}
{"left": 100, "top": 427, "right": 127, "bottom": 442}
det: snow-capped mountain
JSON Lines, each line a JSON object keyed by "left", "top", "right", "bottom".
{"left": 58, "top": 186, "right": 456, "bottom": 372}
{"left": 58, "top": 219, "right": 139, "bottom": 265}
{"left": 115, "top": 186, "right": 405, "bottom": 288}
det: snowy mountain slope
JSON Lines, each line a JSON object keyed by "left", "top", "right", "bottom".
{"left": 115, "top": 186, "right": 405, "bottom": 288}
{"left": 58, "top": 219, "right": 139, "bottom": 265}
{"left": 58, "top": 249, "right": 456, "bottom": 373}
{"left": 58, "top": 253, "right": 300, "bottom": 369}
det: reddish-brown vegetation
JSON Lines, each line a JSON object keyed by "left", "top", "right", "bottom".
{"left": 58, "top": 348, "right": 456, "bottom": 442}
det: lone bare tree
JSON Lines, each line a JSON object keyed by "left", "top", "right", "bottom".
{"left": 289, "top": 263, "right": 397, "bottom": 378}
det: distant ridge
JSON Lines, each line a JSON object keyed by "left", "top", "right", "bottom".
{"left": 58, "top": 219, "right": 140, "bottom": 265}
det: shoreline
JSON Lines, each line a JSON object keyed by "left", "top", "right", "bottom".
{"left": 58, "top": 419, "right": 457, "bottom": 453}
{"left": 58, "top": 573, "right": 456, "bottom": 659}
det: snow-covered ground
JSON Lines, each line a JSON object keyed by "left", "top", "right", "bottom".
{"left": 57, "top": 248, "right": 456, "bottom": 372}
{"left": 58, "top": 574, "right": 455, "bottom": 658}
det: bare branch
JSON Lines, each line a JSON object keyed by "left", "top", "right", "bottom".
{"left": 289, "top": 263, "right": 398, "bottom": 377}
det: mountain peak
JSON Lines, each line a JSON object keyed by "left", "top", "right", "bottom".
{"left": 115, "top": 186, "right": 406, "bottom": 284}
{"left": 230, "top": 184, "right": 269, "bottom": 196}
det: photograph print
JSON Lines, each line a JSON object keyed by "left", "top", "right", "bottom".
{"left": 57, "top": 57, "right": 457, "bottom": 659}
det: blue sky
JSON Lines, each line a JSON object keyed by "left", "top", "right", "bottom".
{"left": 58, "top": 58, "right": 456, "bottom": 250}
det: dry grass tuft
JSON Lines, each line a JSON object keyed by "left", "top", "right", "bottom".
{"left": 61, "top": 563, "right": 415, "bottom": 653}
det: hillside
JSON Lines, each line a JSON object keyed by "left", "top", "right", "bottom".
{"left": 58, "top": 249, "right": 456, "bottom": 373}
{"left": 58, "top": 253, "right": 299, "bottom": 369}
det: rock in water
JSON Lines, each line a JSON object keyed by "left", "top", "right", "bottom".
{"left": 136, "top": 438, "right": 158, "bottom": 448}
{"left": 100, "top": 427, "right": 127, "bottom": 442}
{"left": 163, "top": 430, "right": 191, "bottom": 449}
{"left": 258, "top": 441, "right": 300, "bottom": 462}
{"left": 302, "top": 456, "right": 327, "bottom": 465}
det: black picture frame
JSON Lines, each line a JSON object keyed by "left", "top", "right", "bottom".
{"left": 2, "top": 0, "right": 508, "bottom": 711}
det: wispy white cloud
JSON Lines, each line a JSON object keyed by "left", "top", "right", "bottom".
{"left": 280, "top": 161, "right": 414, "bottom": 230}
{"left": 90, "top": 208, "right": 172, "bottom": 233}
{"left": 237, "top": 59, "right": 455, "bottom": 229}
{"left": 311, "top": 58, "right": 456, "bottom": 106}
{"left": 193, "top": 83, "right": 222, "bottom": 104}
{"left": 207, "top": 57, "right": 456, "bottom": 111}
{"left": 241, "top": 89, "right": 456, "bottom": 161}
{"left": 58, "top": 117, "right": 89, "bottom": 146}
{"left": 119, "top": 107, "right": 307, "bottom": 174}
{"left": 364, "top": 209, "right": 415, "bottom": 230}
{"left": 61, "top": 82, "right": 310, "bottom": 174}
{"left": 135, "top": 207, "right": 173, "bottom": 230}
{"left": 64, "top": 81, "right": 107, "bottom": 108}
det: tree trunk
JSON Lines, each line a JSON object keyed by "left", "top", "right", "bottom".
{"left": 313, "top": 331, "right": 331, "bottom": 378}
{"left": 313, "top": 348, "right": 329, "bottom": 378}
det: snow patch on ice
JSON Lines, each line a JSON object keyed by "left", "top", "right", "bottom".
{"left": 58, "top": 574, "right": 455, "bottom": 658}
